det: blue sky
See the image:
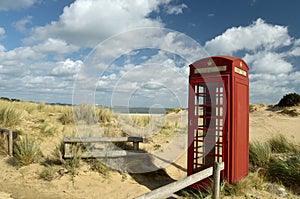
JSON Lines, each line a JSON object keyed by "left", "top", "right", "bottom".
{"left": 0, "top": 0, "right": 300, "bottom": 107}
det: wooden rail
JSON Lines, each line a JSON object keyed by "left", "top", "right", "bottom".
{"left": 134, "top": 162, "right": 224, "bottom": 199}
{"left": 63, "top": 136, "right": 144, "bottom": 158}
{"left": 0, "top": 128, "right": 18, "bottom": 156}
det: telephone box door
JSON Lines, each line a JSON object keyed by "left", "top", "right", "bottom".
{"left": 188, "top": 76, "right": 229, "bottom": 179}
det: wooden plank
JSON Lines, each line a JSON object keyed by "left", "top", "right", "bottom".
{"left": 64, "top": 150, "right": 145, "bottom": 158}
{"left": 134, "top": 167, "right": 214, "bottom": 199}
{"left": 134, "top": 162, "right": 225, "bottom": 199}
{"left": 63, "top": 136, "right": 143, "bottom": 143}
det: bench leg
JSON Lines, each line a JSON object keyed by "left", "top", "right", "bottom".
{"left": 133, "top": 142, "right": 139, "bottom": 150}
{"left": 64, "top": 143, "right": 71, "bottom": 158}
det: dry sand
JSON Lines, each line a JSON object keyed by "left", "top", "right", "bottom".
{"left": 0, "top": 106, "right": 299, "bottom": 199}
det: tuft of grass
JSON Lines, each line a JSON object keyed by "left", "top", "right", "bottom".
{"left": 220, "top": 172, "right": 264, "bottom": 197}
{"left": 0, "top": 106, "right": 22, "bottom": 127}
{"left": 281, "top": 107, "right": 299, "bottom": 117}
{"left": 267, "top": 155, "right": 300, "bottom": 187}
{"left": 38, "top": 122, "right": 57, "bottom": 136}
{"left": 249, "top": 104, "right": 257, "bottom": 112}
{"left": 131, "top": 115, "right": 150, "bottom": 127}
{"left": 177, "top": 188, "right": 209, "bottom": 199}
{"left": 221, "top": 180, "right": 238, "bottom": 196}
{"left": 249, "top": 140, "right": 271, "bottom": 169}
{"left": 166, "top": 108, "right": 183, "bottom": 114}
{"left": 153, "top": 144, "right": 161, "bottom": 150}
{"left": 97, "top": 108, "right": 114, "bottom": 124}
{"left": 13, "top": 135, "right": 41, "bottom": 166}
{"left": 59, "top": 110, "right": 74, "bottom": 125}
{"left": 73, "top": 103, "right": 96, "bottom": 125}
{"left": 268, "top": 134, "right": 299, "bottom": 154}
{"left": 162, "top": 121, "right": 173, "bottom": 130}
{"left": 39, "top": 166, "right": 56, "bottom": 181}
{"left": 37, "top": 102, "right": 46, "bottom": 110}
{"left": 51, "top": 141, "right": 65, "bottom": 165}
{"left": 64, "top": 144, "right": 82, "bottom": 176}
{"left": 89, "top": 159, "right": 110, "bottom": 177}
{"left": 250, "top": 135, "right": 300, "bottom": 191}
{"left": 103, "top": 125, "right": 121, "bottom": 137}
{"left": 259, "top": 103, "right": 266, "bottom": 108}
{"left": 22, "top": 102, "right": 38, "bottom": 114}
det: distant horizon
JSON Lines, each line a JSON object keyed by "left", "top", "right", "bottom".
{"left": 0, "top": 95, "right": 286, "bottom": 107}
{"left": 0, "top": 96, "right": 187, "bottom": 109}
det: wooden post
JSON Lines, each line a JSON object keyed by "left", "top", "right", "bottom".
{"left": 8, "top": 130, "right": 13, "bottom": 156}
{"left": 133, "top": 141, "right": 139, "bottom": 150}
{"left": 213, "top": 162, "right": 223, "bottom": 199}
{"left": 64, "top": 143, "right": 71, "bottom": 158}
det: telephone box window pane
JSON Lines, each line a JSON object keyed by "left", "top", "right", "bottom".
{"left": 191, "top": 80, "right": 225, "bottom": 171}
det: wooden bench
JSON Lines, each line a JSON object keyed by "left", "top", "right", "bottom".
{"left": 63, "top": 136, "right": 144, "bottom": 158}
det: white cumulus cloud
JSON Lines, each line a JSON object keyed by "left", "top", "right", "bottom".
{"left": 51, "top": 59, "right": 83, "bottom": 77}
{"left": 25, "top": 0, "right": 174, "bottom": 47}
{"left": 244, "top": 52, "right": 293, "bottom": 74}
{"left": 164, "top": 3, "right": 187, "bottom": 15}
{"left": 13, "top": 16, "right": 32, "bottom": 32}
{"left": 203, "top": 18, "right": 300, "bottom": 104}
{"left": 205, "top": 18, "right": 292, "bottom": 55}
{"left": 33, "top": 38, "right": 79, "bottom": 55}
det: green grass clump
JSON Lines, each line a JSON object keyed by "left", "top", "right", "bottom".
{"left": 0, "top": 106, "right": 22, "bottom": 127}
{"left": 250, "top": 135, "right": 300, "bottom": 191}
{"left": 281, "top": 107, "right": 299, "bottom": 117}
{"left": 177, "top": 188, "right": 209, "bottom": 199}
{"left": 59, "top": 110, "right": 74, "bottom": 125}
{"left": 73, "top": 103, "right": 96, "bottom": 125}
{"left": 267, "top": 155, "right": 300, "bottom": 187}
{"left": 13, "top": 135, "right": 41, "bottom": 166}
{"left": 37, "top": 102, "right": 46, "bottom": 110}
{"left": 166, "top": 108, "right": 183, "bottom": 114}
{"left": 51, "top": 141, "right": 65, "bottom": 165}
{"left": 268, "top": 134, "right": 299, "bottom": 154}
{"left": 39, "top": 166, "right": 56, "bottom": 181}
{"left": 249, "top": 141, "right": 271, "bottom": 169}
{"left": 38, "top": 122, "right": 57, "bottom": 136}
{"left": 97, "top": 108, "right": 114, "bottom": 124}
{"left": 64, "top": 144, "right": 82, "bottom": 176}
{"left": 220, "top": 172, "right": 264, "bottom": 197}
{"left": 89, "top": 159, "right": 110, "bottom": 177}
{"left": 131, "top": 115, "right": 150, "bottom": 127}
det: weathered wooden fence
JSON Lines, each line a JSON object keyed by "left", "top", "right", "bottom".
{"left": 0, "top": 128, "right": 18, "bottom": 156}
{"left": 134, "top": 162, "right": 224, "bottom": 199}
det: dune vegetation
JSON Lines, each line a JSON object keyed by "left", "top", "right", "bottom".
{"left": 0, "top": 94, "right": 300, "bottom": 198}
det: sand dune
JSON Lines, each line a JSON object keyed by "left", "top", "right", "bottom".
{"left": 0, "top": 105, "right": 299, "bottom": 198}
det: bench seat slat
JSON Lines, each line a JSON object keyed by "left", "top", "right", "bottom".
{"left": 64, "top": 150, "right": 145, "bottom": 158}
{"left": 64, "top": 136, "right": 143, "bottom": 143}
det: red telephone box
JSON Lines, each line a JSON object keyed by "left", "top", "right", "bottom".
{"left": 188, "top": 56, "right": 249, "bottom": 187}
